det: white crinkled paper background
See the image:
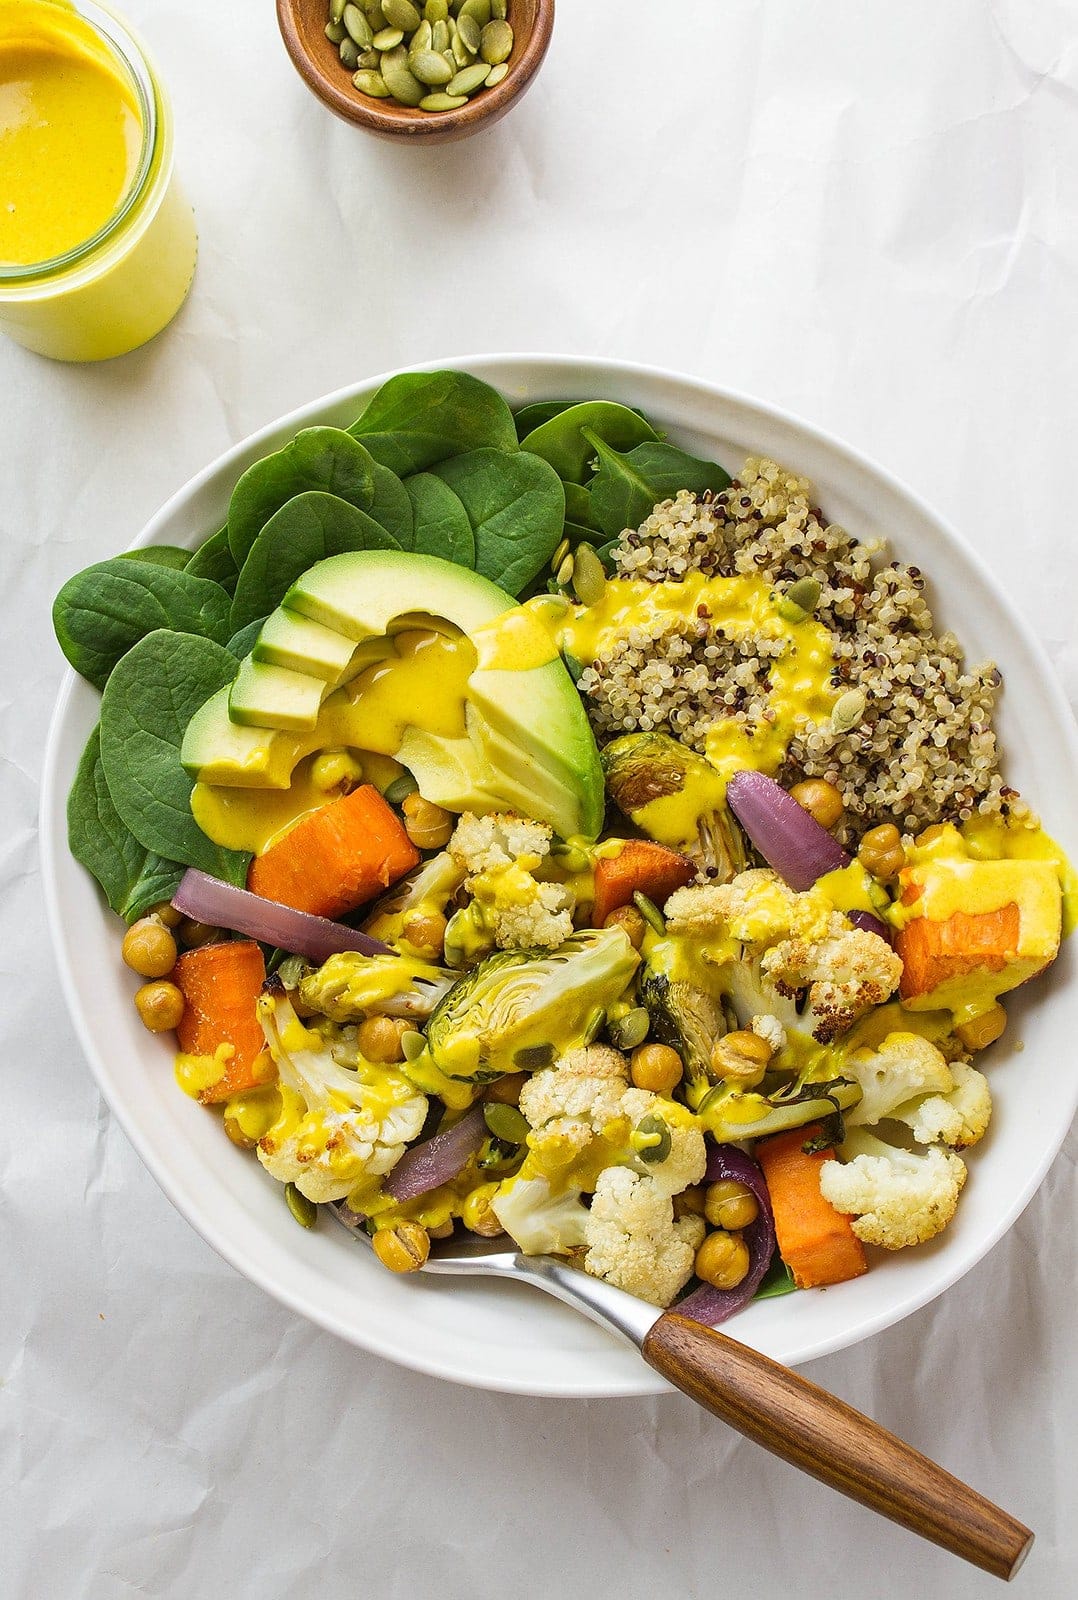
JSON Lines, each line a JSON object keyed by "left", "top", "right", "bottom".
{"left": 2, "top": 1, "right": 1076, "bottom": 1595}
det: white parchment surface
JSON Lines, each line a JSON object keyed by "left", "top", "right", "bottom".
{"left": 1, "top": 2, "right": 1076, "bottom": 1595}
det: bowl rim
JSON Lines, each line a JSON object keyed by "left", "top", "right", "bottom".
{"left": 41, "top": 352, "right": 1078, "bottom": 1397}
{"left": 275, "top": 0, "right": 555, "bottom": 137}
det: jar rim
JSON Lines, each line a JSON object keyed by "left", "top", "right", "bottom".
{"left": 0, "top": 0, "right": 158, "bottom": 283}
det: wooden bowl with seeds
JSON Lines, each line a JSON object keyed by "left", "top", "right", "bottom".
{"left": 277, "top": 0, "right": 554, "bottom": 144}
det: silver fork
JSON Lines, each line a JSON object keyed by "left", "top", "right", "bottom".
{"left": 333, "top": 1210, "right": 1032, "bottom": 1581}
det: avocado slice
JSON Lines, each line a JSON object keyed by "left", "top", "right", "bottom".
{"left": 228, "top": 657, "right": 330, "bottom": 731}
{"left": 285, "top": 549, "right": 511, "bottom": 641}
{"left": 181, "top": 687, "right": 309, "bottom": 789}
{"left": 253, "top": 608, "right": 357, "bottom": 683}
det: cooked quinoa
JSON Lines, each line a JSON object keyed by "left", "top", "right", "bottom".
{"left": 577, "top": 459, "right": 1024, "bottom": 835}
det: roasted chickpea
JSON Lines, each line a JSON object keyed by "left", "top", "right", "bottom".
{"left": 177, "top": 917, "right": 223, "bottom": 950}
{"left": 403, "top": 911, "right": 448, "bottom": 961}
{"left": 710, "top": 1029, "right": 772, "bottom": 1088}
{"left": 601, "top": 903, "right": 647, "bottom": 950}
{"left": 356, "top": 1015, "right": 413, "bottom": 1064}
{"left": 673, "top": 1186, "right": 707, "bottom": 1219}
{"left": 485, "top": 1072, "right": 527, "bottom": 1106}
{"left": 372, "top": 1221, "right": 430, "bottom": 1273}
{"left": 858, "top": 823, "right": 906, "bottom": 881}
{"left": 461, "top": 1183, "right": 505, "bottom": 1237}
{"left": 630, "top": 1043, "right": 683, "bottom": 1094}
{"left": 790, "top": 778, "right": 844, "bottom": 831}
{"left": 310, "top": 748, "right": 364, "bottom": 794}
{"left": 704, "top": 1179, "right": 759, "bottom": 1232}
{"left": 428, "top": 1218, "right": 456, "bottom": 1240}
{"left": 401, "top": 792, "right": 454, "bottom": 850}
{"left": 134, "top": 980, "right": 185, "bottom": 1033}
{"left": 695, "top": 1229, "right": 751, "bottom": 1290}
{"left": 223, "top": 1115, "right": 257, "bottom": 1150}
{"left": 121, "top": 917, "right": 177, "bottom": 978}
{"left": 148, "top": 900, "right": 183, "bottom": 928}
{"left": 956, "top": 1004, "right": 1007, "bottom": 1053}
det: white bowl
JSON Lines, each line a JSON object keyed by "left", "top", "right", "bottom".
{"left": 41, "top": 355, "right": 1078, "bottom": 1397}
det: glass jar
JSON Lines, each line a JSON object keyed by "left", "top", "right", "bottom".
{"left": 0, "top": 0, "right": 197, "bottom": 362}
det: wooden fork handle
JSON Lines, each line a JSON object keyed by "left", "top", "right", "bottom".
{"left": 643, "top": 1312, "right": 1033, "bottom": 1581}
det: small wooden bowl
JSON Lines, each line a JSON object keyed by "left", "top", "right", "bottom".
{"left": 277, "top": 0, "right": 554, "bottom": 144}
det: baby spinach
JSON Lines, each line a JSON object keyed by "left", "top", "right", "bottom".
{"left": 227, "top": 427, "right": 378, "bottom": 567}
{"left": 226, "top": 619, "right": 266, "bottom": 659}
{"left": 118, "top": 546, "right": 191, "bottom": 571}
{"left": 585, "top": 434, "right": 732, "bottom": 540}
{"left": 519, "top": 401, "right": 659, "bottom": 484}
{"left": 229, "top": 491, "right": 401, "bottom": 632}
{"left": 368, "top": 462, "right": 415, "bottom": 549}
{"left": 404, "top": 472, "right": 476, "bottom": 567}
{"left": 185, "top": 526, "right": 240, "bottom": 593}
{"left": 53, "top": 559, "right": 233, "bottom": 691}
{"left": 350, "top": 370, "right": 518, "bottom": 477}
{"left": 68, "top": 727, "right": 185, "bottom": 923}
{"left": 562, "top": 480, "right": 602, "bottom": 532}
{"left": 431, "top": 448, "right": 565, "bottom": 596}
{"left": 753, "top": 1255, "right": 797, "bottom": 1300}
{"left": 99, "top": 630, "right": 250, "bottom": 884}
{"left": 512, "top": 400, "right": 579, "bottom": 439}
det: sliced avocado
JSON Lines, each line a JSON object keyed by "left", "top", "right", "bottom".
{"left": 181, "top": 687, "right": 305, "bottom": 789}
{"left": 253, "top": 608, "right": 357, "bottom": 683}
{"left": 228, "top": 658, "right": 328, "bottom": 731}
{"left": 285, "top": 549, "right": 511, "bottom": 641}
{"left": 466, "top": 709, "right": 602, "bottom": 841}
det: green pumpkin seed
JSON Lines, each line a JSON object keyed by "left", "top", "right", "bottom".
{"left": 326, "top": 21, "right": 348, "bottom": 43}
{"left": 340, "top": 36, "right": 361, "bottom": 67}
{"left": 382, "top": 0, "right": 421, "bottom": 28}
{"left": 412, "top": 47, "right": 455, "bottom": 83}
{"left": 409, "top": 18, "right": 433, "bottom": 53}
{"left": 479, "top": 18, "right": 512, "bottom": 63}
{"left": 285, "top": 1182, "right": 317, "bottom": 1229}
{"left": 787, "top": 576, "right": 821, "bottom": 613}
{"left": 456, "top": 12, "right": 481, "bottom": 51}
{"left": 450, "top": 28, "right": 473, "bottom": 65}
{"left": 485, "top": 61, "right": 508, "bottom": 85}
{"left": 609, "top": 1007, "right": 650, "bottom": 1051}
{"left": 364, "top": 0, "right": 387, "bottom": 23}
{"left": 401, "top": 1028, "right": 428, "bottom": 1061}
{"left": 483, "top": 1102, "right": 530, "bottom": 1144}
{"left": 431, "top": 18, "right": 450, "bottom": 51}
{"left": 343, "top": 4, "right": 374, "bottom": 45}
{"left": 446, "top": 61, "right": 490, "bottom": 94}
{"left": 555, "top": 553, "right": 574, "bottom": 587}
{"left": 551, "top": 537, "right": 570, "bottom": 571}
{"left": 583, "top": 1006, "right": 608, "bottom": 1046}
{"left": 353, "top": 68, "right": 391, "bottom": 94}
{"left": 419, "top": 91, "right": 469, "bottom": 109}
{"left": 633, "top": 891, "right": 666, "bottom": 935}
{"left": 492, "top": 0, "right": 507, "bottom": 16}
{"left": 373, "top": 26, "right": 405, "bottom": 48}
{"left": 425, "top": 0, "right": 449, "bottom": 18}
{"left": 384, "top": 772, "right": 420, "bottom": 804}
{"left": 634, "top": 1115, "right": 672, "bottom": 1165}
{"left": 571, "top": 542, "right": 606, "bottom": 607}
{"left": 331, "top": 0, "right": 348, "bottom": 20}
{"left": 357, "top": 47, "right": 381, "bottom": 67}
{"left": 459, "top": 0, "right": 490, "bottom": 24}
{"left": 513, "top": 1042, "right": 554, "bottom": 1070}
{"left": 831, "top": 688, "right": 867, "bottom": 733}
{"left": 380, "top": 43, "right": 425, "bottom": 100}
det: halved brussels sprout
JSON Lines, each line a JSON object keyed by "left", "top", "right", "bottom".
{"left": 601, "top": 732, "right": 747, "bottom": 882}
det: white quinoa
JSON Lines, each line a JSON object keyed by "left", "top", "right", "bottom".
{"left": 577, "top": 459, "right": 1025, "bottom": 835}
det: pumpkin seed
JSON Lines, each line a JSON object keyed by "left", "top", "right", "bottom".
{"left": 551, "top": 537, "right": 570, "bottom": 571}
{"left": 492, "top": 0, "right": 507, "bottom": 16}
{"left": 608, "top": 1007, "right": 650, "bottom": 1052}
{"left": 483, "top": 1103, "right": 529, "bottom": 1144}
{"left": 419, "top": 91, "right": 468, "bottom": 109}
{"left": 353, "top": 68, "right": 391, "bottom": 94}
{"left": 787, "top": 576, "right": 821, "bottom": 613}
{"left": 446, "top": 60, "right": 490, "bottom": 94}
{"left": 326, "top": 20, "right": 347, "bottom": 43}
{"left": 513, "top": 1042, "right": 554, "bottom": 1070}
{"left": 340, "top": 36, "right": 361, "bottom": 67}
{"left": 385, "top": 772, "right": 420, "bottom": 804}
{"left": 459, "top": 0, "right": 490, "bottom": 24}
{"left": 456, "top": 12, "right": 481, "bottom": 51}
{"left": 380, "top": 43, "right": 425, "bottom": 100}
{"left": 479, "top": 18, "right": 512, "bottom": 62}
{"left": 634, "top": 1115, "right": 672, "bottom": 1165}
{"left": 633, "top": 891, "right": 666, "bottom": 935}
{"left": 411, "top": 47, "right": 454, "bottom": 83}
{"left": 343, "top": 3, "right": 374, "bottom": 45}
{"left": 831, "top": 688, "right": 867, "bottom": 733}
{"left": 357, "top": 47, "right": 381, "bottom": 66}
{"left": 572, "top": 542, "right": 606, "bottom": 607}
{"left": 424, "top": 0, "right": 449, "bottom": 18}
{"left": 485, "top": 61, "right": 508, "bottom": 85}
{"left": 450, "top": 24, "right": 474, "bottom": 65}
{"left": 408, "top": 17, "right": 433, "bottom": 53}
{"left": 555, "top": 553, "right": 574, "bottom": 587}
{"left": 364, "top": 0, "right": 387, "bottom": 22}
{"left": 331, "top": 0, "right": 348, "bottom": 19}
{"left": 382, "top": 0, "right": 421, "bottom": 28}
{"left": 431, "top": 18, "right": 450, "bottom": 51}
{"left": 285, "top": 1182, "right": 317, "bottom": 1229}
{"left": 373, "top": 25, "right": 405, "bottom": 47}
{"left": 401, "top": 1028, "right": 427, "bottom": 1061}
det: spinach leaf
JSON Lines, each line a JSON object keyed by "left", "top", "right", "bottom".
{"left": 519, "top": 401, "right": 659, "bottom": 484}
{"left": 512, "top": 400, "right": 579, "bottom": 439}
{"left": 226, "top": 618, "right": 266, "bottom": 659}
{"left": 53, "top": 559, "right": 233, "bottom": 691}
{"left": 432, "top": 448, "right": 565, "bottom": 596}
{"left": 753, "top": 1254, "right": 798, "bottom": 1300}
{"left": 350, "top": 370, "right": 518, "bottom": 476}
{"left": 563, "top": 480, "right": 601, "bottom": 532}
{"left": 118, "top": 546, "right": 191, "bottom": 571}
{"left": 67, "top": 726, "right": 184, "bottom": 922}
{"left": 586, "top": 435, "right": 732, "bottom": 539}
{"left": 227, "top": 427, "right": 377, "bottom": 567}
{"left": 229, "top": 490, "right": 401, "bottom": 632}
{"left": 404, "top": 472, "right": 476, "bottom": 566}
{"left": 99, "top": 630, "right": 250, "bottom": 884}
{"left": 368, "top": 462, "right": 414, "bottom": 549}
{"left": 186, "top": 526, "right": 240, "bottom": 593}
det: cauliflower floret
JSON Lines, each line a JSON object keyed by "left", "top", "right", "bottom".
{"left": 519, "top": 1044, "right": 629, "bottom": 1132}
{"left": 256, "top": 989, "right": 427, "bottom": 1203}
{"left": 583, "top": 1167, "right": 706, "bottom": 1307}
{"left": 762, "top": 928, "right": 903, "bottom": 1043}
{"left": 489, "top": 1176, "right": 590, "bottom": 1255}
{"left": 897, "top": 1061, "right": 992, "bottom": 1149}
{"left": 448, "top": 811, "right": 575, "bottom": 951}
{"left": 751, "top": 1014, "right": 787, "bottom": 1053}
{"left": 819, "top": 1128, "right": 967, "bottom": 1249}
{"left": 844, "top": 1033, "right": 956, "bottom": 1128}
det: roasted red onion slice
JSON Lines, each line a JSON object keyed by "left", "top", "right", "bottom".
{"left": 172, "top": 869, "right": 394, "bottom": 962}
{"left": 678, "top": 1143, "right": 778, "bottom": 1327}
{"left": 383, "top": 1104, "right": 488, "bottom": 1203}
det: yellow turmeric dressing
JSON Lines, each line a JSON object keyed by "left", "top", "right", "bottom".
{"left": 0, "top": 3, "right": 142, "bottom": 265}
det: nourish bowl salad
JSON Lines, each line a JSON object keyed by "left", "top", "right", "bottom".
{"left": 55, "top": 370, "right": 1073, "bottom": 1322}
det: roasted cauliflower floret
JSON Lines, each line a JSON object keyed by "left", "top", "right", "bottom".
{"left": 447, "top": 812, "right": 575, "bottom": 952}
{"left": 842, "top": 1033, "right": 991, "bottom": 1152}
{"left": 518, "top": 1044, "right": 630, "bottom": 1147}
{"left": 819, "top": 1128, "right": 968, "bottom": 1249}
{"left": 899, "top": 1061, "right": 992, "bottom": 1149}
{"left": 762, "top": 928, "right": 903, "bottom": 1043}
{"left": 583, "top": 1167, "right": 706, "bottom": 1307}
